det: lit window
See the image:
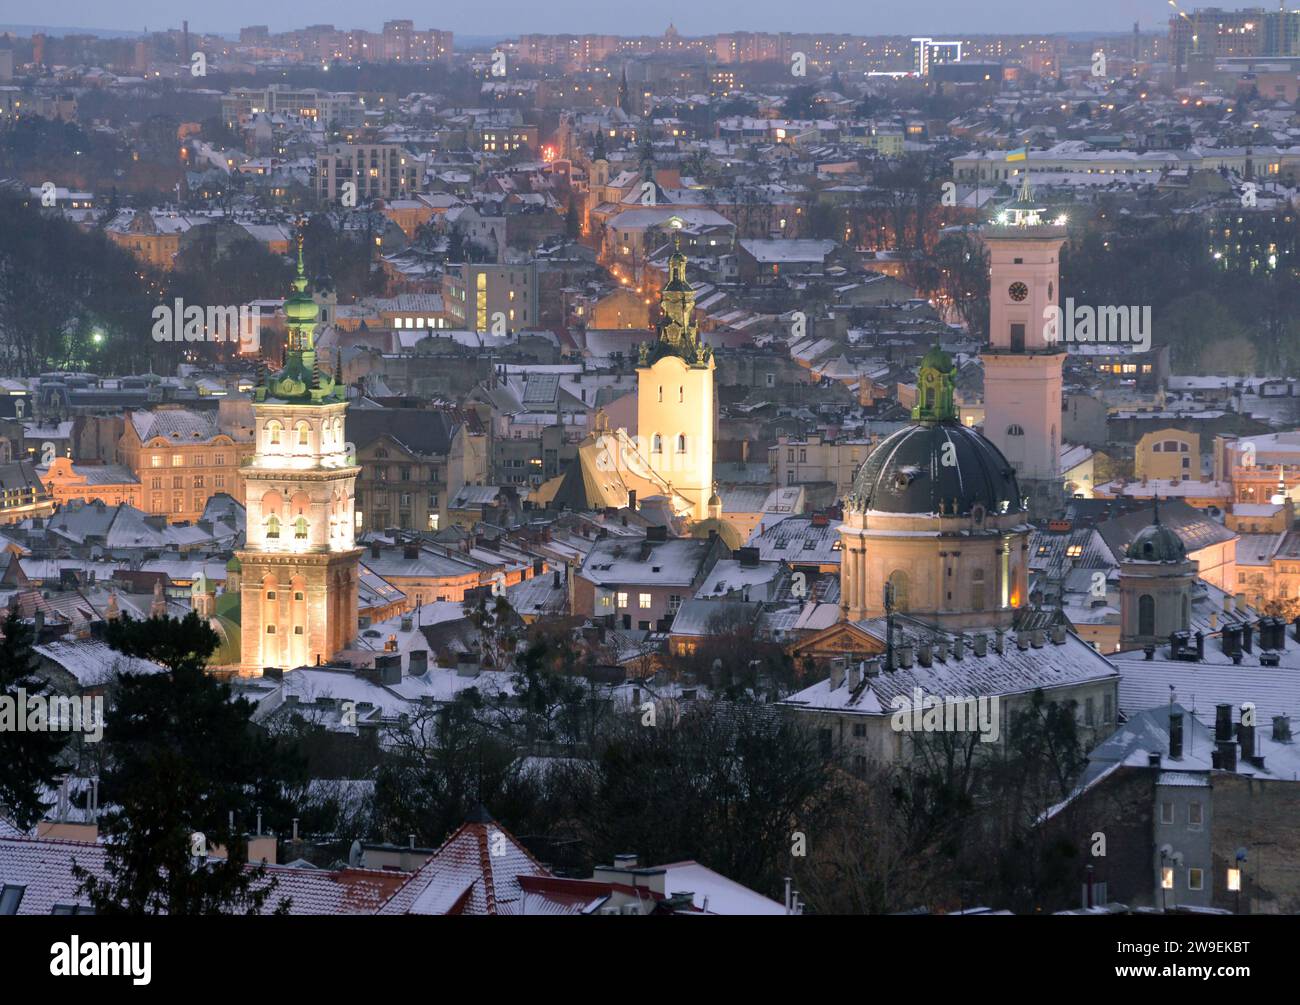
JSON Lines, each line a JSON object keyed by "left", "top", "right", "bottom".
{"left": 639, "top": 593, "right": 652, "bottom": 609}
{"left": 1161, "top": 867, "right": 1174, "bottom": 890}
{"left": 617, "top": 592, "right": 629, "bottom": 608}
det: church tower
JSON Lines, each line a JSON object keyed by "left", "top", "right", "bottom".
{"left": 637, "top": 233, "right": 714, "bottom": 521}
{"left": 236, "top": 230, "right": 361, "bottom": 674}
{"left": 981, "top": 176, "right": 1067, "bottom": 520}
{"left": 1118, "top": 500, "right": 1198, "bottom": 652}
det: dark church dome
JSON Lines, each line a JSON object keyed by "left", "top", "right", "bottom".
{"left": 1125, "top": 521, "right": 1187, "bottom": 563}
{"left": 847, "top": 421, "right": 1023, "bottom": 517}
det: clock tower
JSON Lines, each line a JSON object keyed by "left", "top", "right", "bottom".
{"left": 981, "top": 176, "right": 1066, "bottom": 520}
{"left": 236, "top": 232, "right": 361, "bottom": 674}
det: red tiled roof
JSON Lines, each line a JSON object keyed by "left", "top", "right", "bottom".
{"left": 0, "top": 837, "right": 407, "bottom": 915}
{"left": 378, "top": 817, "right": 551, "bottom": 915}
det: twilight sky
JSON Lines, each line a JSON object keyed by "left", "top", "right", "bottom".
{"left": 11, "top": 1, "right": 1180, "bottom": 38}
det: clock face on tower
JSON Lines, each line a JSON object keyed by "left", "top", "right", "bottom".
{"left": 1008, "top": 281, "right": 1029, "bottom": 302}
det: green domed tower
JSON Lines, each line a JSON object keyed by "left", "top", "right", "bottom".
{"left": 236, "top": 222, "right": 362, "bottom": 675}
{"left": 255, "top": 227, "right": 345, "bottom": 406}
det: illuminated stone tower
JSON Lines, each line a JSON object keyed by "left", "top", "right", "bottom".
{"left": 236, "top": 231, "right": 361, "bottom": 674}
{"left": 981, "top": 176, "right": 1067, "bottom": 520}
{"left": 637, "top": 233, "right": 715, "bottom": 520}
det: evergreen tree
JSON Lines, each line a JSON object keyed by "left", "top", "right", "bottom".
{"left": 0, "top": 609, "right": 69, "bottom": 829}
{"left": 73, "top": 612, "right": 302, "bottom": 915}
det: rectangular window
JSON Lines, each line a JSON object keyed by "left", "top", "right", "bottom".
{"left": 172, "top": 455, "right": 183, "bottom": 467}
{"left": 617, "top": 592, "right": 628, "bottom": 609}
{"left": 1010, "top": 323, "right": 1026, "bottom": 353}
{"left": 639, "top": 593, "right": 652, "bottom": 609}
{"left": 1188, "top": 868, "right": 1204, "bottom": 891}
{"left": 1160, "top": 801, "right": 1174, "bottom": 825}
{"left": 668, "top": 594, "right": 682, "bottom": 614}
{"left": 266, "top": 625, "right": 276, "bottom": 634}
{"left": 1189, "top": 802, "right": 1203, "bottom": 829}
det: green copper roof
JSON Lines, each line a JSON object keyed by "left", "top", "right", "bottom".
{"left": 640, "top": 231, "right": 711, "bottom": 368}
{"left": 254, "top": 225, "right": 346, "bottom": 406}
{"left": 911, "top": 345, "right": 957, "bottom": 422}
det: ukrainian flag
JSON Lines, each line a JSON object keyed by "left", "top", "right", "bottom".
{"left": 1005, "top": 147, "right": 1027, "bottom": 162}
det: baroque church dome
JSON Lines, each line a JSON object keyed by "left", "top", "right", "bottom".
{"left": 847, "top": 348, "right": 1023, "bottom": 518}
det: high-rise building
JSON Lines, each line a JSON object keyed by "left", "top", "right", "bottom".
{"left": 236, "top": 234, "right": 361, "bottom": 674}
{"left": 981, "top": 176, "right": 1067, "bottom": 520}
{"left": 636, "top": 234, "right": 714, "bottom": 521}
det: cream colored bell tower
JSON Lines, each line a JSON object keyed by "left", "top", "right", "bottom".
{"left": 637, "top": 234, "right": 714, "bottom": 520}
{"left": 981, "top": 176, "right": 1066, "bottom": 520}
{"left": 237, "top": 232, "right": 361, "bottom": 674}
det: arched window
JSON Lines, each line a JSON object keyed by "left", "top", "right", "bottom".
{"left": 887, "top": 570, "right": 909, "bottom": 612}
{"left": 294, "top": 516, "right": 308, "bottom": 540}
{"left": 266, "top": 515, "right": 281, "bottom": 540}
{"left": 658, "top": 386, "right": 663, "bottom": 403}
{"left": 266, "top": 420, "right": 282, "bottom": 447}
{"left": 652, "top": 433, "right": 663, "bottom": 454}
{"left": 678, "top": 386, "right": 684, "bottom": 403}
{"left": 1138, "top": 594, "right": 1155, "bottom": 636}
{"left": 1007, "top": 424, "right": 1025, "bottom": 436}
{"left": 971, "top": 569, "right": 986, "bottom": 611}
{"left": 296, "top": 421, "right": 311, "bottom": 447}
{"left": 676, "top": 434, "right": 686, "bottom": 453}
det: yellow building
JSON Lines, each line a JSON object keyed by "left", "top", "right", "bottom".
{"left": 118, "top": 408, "right": 248, "bottom": 524}
{"left": 235, "top": 236, "right": 362, "bottom": 675}
{"left": 1135, "top": 428, "right": 1199, "bottom": 481}
{"left": 635, "top": 233, "right": 714, "bottom": 521}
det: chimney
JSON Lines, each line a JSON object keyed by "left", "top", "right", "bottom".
{"left": 1293, "top": 615, "right": 1300, "bottom": 643}
{"left": 829, "top": 658, "right": 846, "bottom": 690}
{"left": 400, "top": 613, "right": 413, "bottom": 632}
{"left": 917, "top": 641, "right": 933, "bottom": 668}
{"left": 898, "top": 642, "right": 915, "bottom": 669}
{"left": 1031, "top": 629, "right": 1045, "bottom": 648}
{"left": 1225, "top": 594, "right": 1235, "bottom": 615}
{"left": 993, "top": 628, "right": 1005, "bottom": 655}
{"left": 847, "top": 661, "right": 861, "bottom": 690}
{"left": 1243, "top": 623, "right": 1253, "bottom": 653}
{"left": 370, "top": 541, "right": 382, "bottom": 559}
{"left": 408, "top": 650, "right": 428, "bottom": 675}
{"left": 1148, "top": 751, "right": 1162, "bottom": 768}
{"left": 1194, "top": 630, "right": 1204, "bottom": 661}
{"left": 1217, "top": 739, "right": 1239, "bottom": 772}
{"left": 627, "top": 489, "right": 637, "bottom": 510}
{"left": 1169, "top": 711, "right": 1184, "bottom": 760}
{"left": 1215, "top": 704, "right": 1233, "bottom": 743}
{"left": 375, "top": 653, "right": 401, "bottom": 685}
{"left": 1144, "top": 644, "right": 1155, "bottom": 660}
{"left": 973, "top": 633, "right": 987, "bottom": 657}
{"left": 934, "top": 639, "right": 948, "bottom": 662}
{"left": 952, "top": 636, "right": 965, "bottom": 660}
{"left": 1238, "top": 715, "right": 1256, "bottom": 762}
{"left": 613, "top": 853, "right": 638, "bottom": 870}
{"left": 1051, "top": 624, "right": 1067, "bottom": 645}
{"left": 1274, "top": 715, "right": 1293, "bottom": 742}
{"left": 1017, "top": 633, "right": 1031, "bottom": 651}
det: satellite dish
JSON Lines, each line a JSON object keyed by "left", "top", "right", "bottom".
{"left": 348, "top": 839, "right": 363, "bottom": 868}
